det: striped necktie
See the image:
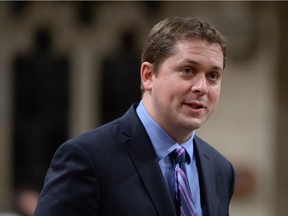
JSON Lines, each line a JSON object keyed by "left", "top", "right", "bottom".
{"left": 171, "top": 147, "right": 195, "bottom": 216}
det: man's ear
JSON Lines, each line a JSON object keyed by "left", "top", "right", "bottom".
{"left": 140, "top": 62, "right": 154, "bottom": 91}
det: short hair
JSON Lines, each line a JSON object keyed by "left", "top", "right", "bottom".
{"left": 141, "top": 16, "right": 227, "bottom": 73}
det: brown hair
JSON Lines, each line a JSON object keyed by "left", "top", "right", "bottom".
{"left": 141, "top": 17, "right": 227, "bottom": 73}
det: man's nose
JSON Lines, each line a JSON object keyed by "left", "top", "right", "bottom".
{"left": 191, "top": 74, "right": 208, "bottom": 95}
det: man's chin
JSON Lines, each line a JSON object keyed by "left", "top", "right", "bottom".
{"left": 186, "top": 117, "right": 208, "bottom": 130}
{"left": 180, "top": 120, "right": 204, "bottom": 131}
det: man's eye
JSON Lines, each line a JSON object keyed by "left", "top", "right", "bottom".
{"left": 207, "top": 72, "right": 219, "bottom": 80}
{"left": 182, "top": 67, "right": 193, "bottom": 75}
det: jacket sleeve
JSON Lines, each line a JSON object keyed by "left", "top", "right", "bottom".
{"left": 34, "top": 141, "right": 100, "bottom": 216}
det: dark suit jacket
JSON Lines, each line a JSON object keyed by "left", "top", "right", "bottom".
{"left": 34, "top": 104, "right": 235, "bottom": 216}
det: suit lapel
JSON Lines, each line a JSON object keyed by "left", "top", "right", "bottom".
{"left": 194, "top": 136, "right": 217, "bottom": 216}
{"left": 121, "top": 105, "right": 176, "bottom": 216}
{"left": 124, "top": 135, "right": 176, "bottom": 216}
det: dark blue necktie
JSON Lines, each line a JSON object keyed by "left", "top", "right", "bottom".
{"left": 171, "top": 147, "right": 195, "bottom": 216}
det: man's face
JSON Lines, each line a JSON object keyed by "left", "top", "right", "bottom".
{"left": 141, "top": 38, "right": 224, "bottom": 142}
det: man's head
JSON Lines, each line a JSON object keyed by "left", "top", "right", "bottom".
{"left": 141, "top": 16, "right": 226, "bottom": 75}
{"left": 140, "top": 17, "right": 226, "bottom": 143}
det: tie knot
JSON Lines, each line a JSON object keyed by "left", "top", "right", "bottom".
{"left": 171, "top": 147, "right": 190, "bottom": 164}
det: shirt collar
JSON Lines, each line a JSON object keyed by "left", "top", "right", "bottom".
{"left": 136, "top": 101, "right": 195, "bottom": 161}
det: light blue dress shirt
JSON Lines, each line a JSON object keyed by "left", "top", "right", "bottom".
{"left": 136, "top": 101, "right": 202, "bottom": 215}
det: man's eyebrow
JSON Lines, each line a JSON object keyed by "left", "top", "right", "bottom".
{"left": 211, "top": 65, "right": 224, "bottom": 72}
{"left": 182, "top": 59, "right": 223, "bottom": 71}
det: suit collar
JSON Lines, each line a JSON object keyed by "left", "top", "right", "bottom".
{"left": 121, "top": 104, "right": 177, "bottom": 216}
{"left": 194, "top": 136, "right": 216, "bottom": 216}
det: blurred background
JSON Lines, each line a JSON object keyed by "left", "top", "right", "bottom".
{"left": 0, "top": 1, "right": 287, "bottom": 216}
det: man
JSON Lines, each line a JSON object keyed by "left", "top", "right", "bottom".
{"left": 34, "top": 17, "right": 235, "bottom": 216}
